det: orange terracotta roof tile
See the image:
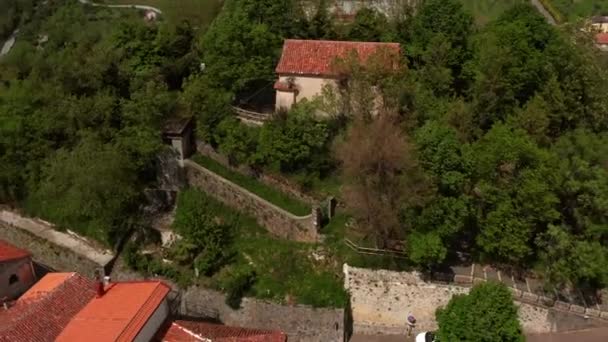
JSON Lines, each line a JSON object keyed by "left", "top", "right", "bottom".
{"left": 0, "top": 273, "right": 96, "bottom": 342}
{"left": 0, "top": 240, "right": 31, "bottom": 263}
{"left": 56, "top": 281, "right": 171, "bottom": 342}
{"left": 158, "top": 320, "right": 287, "bottom": 342}
{"left": 275, "top": 39, "right": 401, "bottom": 77}
{"left": 18, "top": 272, "right": 73, "bottom": 302}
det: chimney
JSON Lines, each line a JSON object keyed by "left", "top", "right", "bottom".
{"left": 103, "top": 276, "right": 111, "bottom": 286}
{"left": 95, "top": 270, "right": 105, "bottom": 298}
{"left": 2, "top": 297, "right": 8, "bottom": 310}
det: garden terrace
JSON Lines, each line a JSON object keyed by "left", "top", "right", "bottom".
{"left": 191, "top": 154, "right": 311, "bottom": 216}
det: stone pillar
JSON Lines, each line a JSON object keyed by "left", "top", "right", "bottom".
{"left": 327, "top": 197, "right": 337, "bottom": 219}
{"left": 311, "top": 206, "right": 322, "bottom": 235}
{"left": 170, "top": 138, "right": 185, "bottom": 167}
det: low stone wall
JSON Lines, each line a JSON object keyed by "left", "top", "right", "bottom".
{"left": 0, "top": 221, "right": 102, "bottom": 278}
{"left": 344, "top": 264, "right": 607, "bottom": 336}
{"left": 184, "top": 160, "right": 320, "bottom": 242}
{"left": 196, "top": 142, "right": 319, "bottom": 204}
{"left": 0, "top": 209, "right": 114, "bottom": 271}
{"left": 182, "top": 286, "right": 345, "bottom": 342}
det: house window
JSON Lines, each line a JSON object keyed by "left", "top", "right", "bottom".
{"left": 8, "top": 274, "right": 18, "bottom": 285}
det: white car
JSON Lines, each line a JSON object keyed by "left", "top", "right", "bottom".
{"left": 415, "top": 331, "right": 436, "bottom": 342}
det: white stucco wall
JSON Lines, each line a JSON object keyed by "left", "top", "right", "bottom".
{"left": 275, "top": 75, "right": 338, "bottom": 111}
{"left": 592, "top": 22, "right": 608, "bottom": 33}
{"left": 276, "top": 91, "right": 296, "bottom": 110}
{"left": 0, "top": 257, "right": 36, "bottom": 300}
{"left": 134, "top": 298, "right": 170, "bottom": 342}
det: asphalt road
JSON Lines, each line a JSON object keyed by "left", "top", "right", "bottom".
{"left": 350, "top": 334, "right": 414, "bottom": 342}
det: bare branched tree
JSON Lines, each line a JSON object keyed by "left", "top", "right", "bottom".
{"left": 335, "top": 113, "right": 423, "bottom": 248}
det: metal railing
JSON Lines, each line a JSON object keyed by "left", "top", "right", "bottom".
{"left": 232, "top": 106, "right": 271, "bottom": 124}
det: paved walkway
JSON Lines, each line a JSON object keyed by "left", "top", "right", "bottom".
{"left": 78, "top": 0, "right": 162, "bottom": 14}
{"left": 531, "top": 0, "right": 557, "bottom": 25}
{"left": 0, "top": 29, "right": 18, "bottom": 57}
{"left": 350, "top": 334, "right": 413, "bottom": 342}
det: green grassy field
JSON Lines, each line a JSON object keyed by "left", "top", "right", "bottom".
{"left": 102, "top": 0, "right": 223, "bottom": 28}
{"left": 460, "top": 0, "right": 525, "bottom": 25}
{"left": 550, "top": 0, "right": 608, "bottom": 21}
{"left": 192, "top": 154, "right": 312, "bottom": 216}
{"left": 186, "top": 189, "right": 348, "bottom": 308}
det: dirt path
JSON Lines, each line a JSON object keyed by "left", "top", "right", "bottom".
{"left": 530, "top": 0, "right": 557, "bottom": 25}
{"left": 78, "top": 0, "right": 162, "bottom": 14}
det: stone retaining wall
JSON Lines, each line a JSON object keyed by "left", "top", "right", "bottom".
{"left": 182, "top": 286, "right": 346, "bottom": 342}
{"left": 196, "top": 142, "right": 319, "bottom": 204}
{"left": 0, "top": 221, "right": 103, "bottom": 278}
{"left": 184, "top": 160, "right": 320, "bottom": 242}
{"left": 344, "top": 264, "right": 608, "bottom": 336}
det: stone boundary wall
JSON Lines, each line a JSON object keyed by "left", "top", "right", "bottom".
{"left": 0, "top": 209, "right": 114, "bottom": 270}
{"left": 182, "top": 286, "right": 346, "bottom": 342}
{"left": 0, "top": 221, "right": 103, "bottom": 278}
{"left": 196, "top": 142, "right": 319, "bottom": 204}
{"left": 184, "top": 160, "right": 321, "bottom": 242}
{"left": 344, "top": 264, "right": 608, "bottom": 336}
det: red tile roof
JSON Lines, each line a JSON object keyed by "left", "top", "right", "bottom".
{"left": 597, "top": 33, "right": 608, "bottom": 45}
{"left": 0, "top": 240, "right": 31, "bottom": 263}
{"left": 56, "top": 280, "right": 171, "bottom": 342}
{"left": 275, "top": 39, "right": 401, "bottom": 77}
{"left": 0, "top": 273, "right": 96, "bottom": 342}
{"left": 158, "top": 320, "right": 287, "bottom": 342}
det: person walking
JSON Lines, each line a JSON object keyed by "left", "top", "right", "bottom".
{"left": 406, "top": 313, "right": 417, "bottom": 337}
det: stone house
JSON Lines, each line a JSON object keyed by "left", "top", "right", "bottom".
{"left": 0, "top": 240, "right": 36, "bottom": 302}
{"left": 274, "top": 39, "right": 401, "bottom": 111}
{"left": 590, "top": 16, "right": 608, "bottom": 33}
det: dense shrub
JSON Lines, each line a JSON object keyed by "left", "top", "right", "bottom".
{"left": 173, "top": 188, "right": 232, "bottom": 275}
{"left": 219, "top": 265, "right": 256, "bottom": 309}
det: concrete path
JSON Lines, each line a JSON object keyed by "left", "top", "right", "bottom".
{"left": 78, "top": 0, "right": 162, "bottom": 14}
{"left": 531, "top": 0, "right": 557, "bottom": 25}
{"left": 350, "top": 334, "right": 413, "bottom": 342}
{"left": 0, "top": 29, "right": 18, "bottom": 57}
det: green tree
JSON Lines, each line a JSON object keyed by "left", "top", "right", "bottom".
{"left": 200, "top": 0, "right": 306, "bottom": 93}
{"left": 173, "top": 188, "right": 230, "bottom": 275}
{"left": 27, "top": 136, "right": 138, "bottom": 245}
{"left": 307, "top": 0, "right": 337, "bottom": 40}
{"left": 255, "top": 102, "right": 331, "bottom": 174}
{"left": 180, "top": 75, "right": 233, "bottom": 145}
{"left": 471, "top": 124, "right": 559, "bottom": 264}
{"left": 436, "top": 282, "right": 524, "bottom": 342}
{"left": 537, "top": 225, "right": 608, "bottom": 289}
{"left": 347, "top": 8, "right": 392, "bottom": 42}
{"left": 215, "top": 117, "right": 260, "bottom": 165}
{"left": 409, "top": 0, "right": 473, "bottom": 93}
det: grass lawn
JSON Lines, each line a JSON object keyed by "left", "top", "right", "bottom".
{"left": 459, "top": 0, "right": 525, "bottom": 25}
{"left": 192, "top": 154, "right": 311, "bottom": 216}
{"left": 186, "top": 189, "right": 348, "bottom": 308}
{"left": 549, "top": 0, "right": 608, "bottom": 21}
{"left": 101, "top": 0, "right": 223, "bottom": 28}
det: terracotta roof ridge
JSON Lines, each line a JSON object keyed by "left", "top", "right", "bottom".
{"left": 283, "top": 38, "right": 400, "bottom": 45}
{"left": 116, "top": 282, "right": 171, "bottom": 341}
{"left": 171, "top": 322, "right": 211, "bottom": 341}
